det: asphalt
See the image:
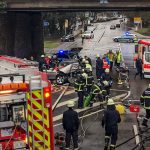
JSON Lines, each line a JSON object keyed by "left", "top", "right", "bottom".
{"left": 52, "top": 20, "right": 150, "bottom": 150}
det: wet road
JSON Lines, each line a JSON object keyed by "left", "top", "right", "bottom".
{"left": 52, "top": 20, "right": 150, "bottom": 149}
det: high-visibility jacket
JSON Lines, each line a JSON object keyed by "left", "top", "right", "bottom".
{"left": 116, "top": 52, "right": 122, "bottom": 63}
{"left": 103, "top": 59, "right": 110, "bottom": 69}
{"left": 74, "top": 77, "right": 85, "bottom": 92}
{"left": 86, "top": 64, "right": 92, "bottom": 72}
{"left": 140, "top": 88, "right": 150, "bottom": 109}
{"left": 82, "top": 73, "right": 93, "bottom": 86}
{"left": 107, "top": 53, "right": 115, "bottom": 62}
{"left": 91, "top": 84, "right": 106, "bottom": 95}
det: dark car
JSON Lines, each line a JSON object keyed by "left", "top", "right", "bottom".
{"left": 110, "top": 25, "right": 116, "bottom": 30}
{"left": 61, "top": 34, "right": 75, "bottom": 42}
{"left": 53, "top": 47, "right": 83, "bottom": 60}
{"left": 116, "top": 24, "right": 121, "bottom": 28}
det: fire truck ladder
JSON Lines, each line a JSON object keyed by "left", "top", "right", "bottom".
{"left": 29, "top": 76, "right": 46, "bottom": 150}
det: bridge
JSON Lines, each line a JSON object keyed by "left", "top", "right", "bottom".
{"left": 6, "top": 0, "right": 150, "bottom": 11}
{"left": 0, "top": 0, "right": 150, "bottom": 59}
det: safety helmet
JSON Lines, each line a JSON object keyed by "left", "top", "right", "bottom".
{"left": 107, "top": 99, "right": 115, "bottom": 105}
{"left": 149, "top": 84, "right": 150, "bottom": 88}
{"left": 67, "top": 100, "right": 75, "bottom": 107}
{"left": 85, "top": 60, "right": 89, "bottom": 64}
{"left": 96, "top": 54, "right": 100, "bottom": 58}
{"left": 82, "top": 58, "right": 86, "bottom": 63}
{"left": 103, "top": 80, "right": 109, "bottom": 86}
{"left": 105, "top": 68, "right": 110, "bottom": 73}
{"left": 41, "top": 55, "right": 45, "bottom": 58}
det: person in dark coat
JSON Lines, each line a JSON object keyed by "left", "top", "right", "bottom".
{"left": 102, "top": 99, "right": 121, "bottom": 150}
{"left": 38, "top": 55, "right": 46, "bottom": 71}
{"left": 62, "top": 101, "right": 80, "bottom": 150}
{"left": 96, "top": 54, "right": 104, "bottom": 79}
{"left": 134, "top": 56, "right": 143, "bottom": 79}
{"left": 140, "top": 84, "right": 150, "bottom": 127}
{"left": 84, "top": 55, "right": 92, "bottom": 66}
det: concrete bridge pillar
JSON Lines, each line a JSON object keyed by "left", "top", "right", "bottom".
{"left": 0, "top": 12, "right": 43, "bottom": 59}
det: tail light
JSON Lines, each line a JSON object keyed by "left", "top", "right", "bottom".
{"left": 43, "top": 87, "right": 51, "bottom": 108}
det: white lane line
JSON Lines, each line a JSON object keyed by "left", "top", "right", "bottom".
{"left": 54, "top": 109, "right": 104, "bottom": 127}
{"left": 53, "top": 93, "right": 127, "bottom": 122}
{"left": 64, "top": 90, "right": 75, "bottom": 96}
{"left": 52, "top": 85, "right": 69, "bottom": 111}
{"left": 133, "top": 125, "right": 140, "bottom": 145}
{"left": 56, "top": 97, "right": 78, "bottom": 108}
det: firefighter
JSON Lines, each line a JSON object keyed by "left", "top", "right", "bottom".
{"left": 140, "top": 84, "right": 150, "bottom": 127}
{"left": 101, "top": 69, "right": 113, "bottom": 95}
{"left": 84, "top": 55, "right": 92, "bottom": 66}
{"left": 134, "top": 56, "right": 143, "bottom": 79}
{"left": 102, "top": 99, "right": 121, "bottom": 150}
{"left": 62, "top": 100, "right": 80, "bottom": 150}
{"left": 39, "top": 55, "right": 46, "bottom": 71}
{"left": 107, "top": 50, "right": 115, "bottom": 71}
{"left": 84, "top": 69, "right": 94, "bottom": 93}
{"left": 96, "top": 54, "right": 104, "bottom": 79}
{"left": 115, "top": 50, "right": 122, "bottom": 67}
{"left": 85, "top": 60, "right": 92, "bottom": 72}
{"left": 74, "top": 74, "right": 85, "bottom": 109}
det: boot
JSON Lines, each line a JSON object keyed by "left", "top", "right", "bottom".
{"left": 142, "top": 118, "right": 148, "bottom": 127}
{"left": 104, "top": 146, "right": 108, "bottom": 150}
{"left": 104, "top": 138, "right": 110, "bottom": 150}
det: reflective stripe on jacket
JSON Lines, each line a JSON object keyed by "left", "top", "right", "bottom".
{"left": 74, "top": 82, "right": 85, "bottom": 91}
{"left": 116, "top": 53, "right": 122, "bottom": 63}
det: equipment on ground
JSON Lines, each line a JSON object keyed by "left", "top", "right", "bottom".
{"left": 115, "top": 104, "right": 125, "bottom": 115}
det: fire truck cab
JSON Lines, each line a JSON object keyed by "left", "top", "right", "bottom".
{"left": 135, "top": 40, "right": 150, "bottom": 78}
{"left": 0, "top": 74, "right": 28, "bottom": 150}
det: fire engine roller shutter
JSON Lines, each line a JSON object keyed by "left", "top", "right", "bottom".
{"left": 27, "top": 89, "right": 51, "bottom": 150}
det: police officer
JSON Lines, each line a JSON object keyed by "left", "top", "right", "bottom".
{"left": 102, "top": 99, "right": 121, "bottom": 150}
{"left": 140, "top": 84, "right": 150, "bottom": 127}
{"left": 74, "top": 74, "right": 85, "bottom": 109}
{"left": 96, "top": 54, "right": 104, "bottom": 79}
{"left": 62, "top": 100, "right": 80, "bottom": 150}
{"left": 107, "top": 50, "right": 115, "bottom": 71}
{"left": 134, "top": 56, "right": 143, "bottom": 79}
{"left": 101, "top": 69, "right": 113, "bottom": 95}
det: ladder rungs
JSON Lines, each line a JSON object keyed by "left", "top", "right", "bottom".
{"left": 30, "top": 98, "right": 42, "bottom": 101}
{"left": 33, "top": 119, "right": 44, "bottom": 121}
{"left": 33, "top": 130, "right": 45, "bottom": 132}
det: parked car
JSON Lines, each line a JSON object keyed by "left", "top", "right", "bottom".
{"left": 82, "top": 31, "right": 94, "bottom": 39}
{"left": 113, "top": 35, "right": 136, "bottom": 43}
{"left": 110, "top": 25, "right": 116, "bottom": 29}
{"left": 61, "top": 34, "right": 75, "bottom": 42}
{"left": 116, "top": 24, "right": 120, "bottom": 28}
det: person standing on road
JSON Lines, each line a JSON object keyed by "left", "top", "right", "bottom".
{"left": 39, "top": 55, "right": 46, "bottom": 72}
{"left": 74, "top": 74, "right": 85, "bottom": 109}
{"left": 134, "top": 56, "right": 143, "bottom": 79}
{"left": 102, "top": 99, "right": 121, "bottom": 150}
{"left": 107, "top": 50, "right": 115, "bottom": 71}
{"left": 140, "top": 84, "right": 150, "bottom": 127}
{"left": 115, "top": 50, "right": 122, "bottom": 67}
{"left": 96, "top": 54, "right": 104, "bottom": 79}
{"left": 62, "top": 100, "right": 80, "bottom": 150}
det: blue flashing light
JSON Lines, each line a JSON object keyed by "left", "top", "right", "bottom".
{"left": 124, "top": 31, "right": 130, "bottom": 36}
{"left": 59, "top": 50, "right": 64, "bottom": 53}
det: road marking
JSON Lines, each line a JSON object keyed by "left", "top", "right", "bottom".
{"left": 133, "top": 125, "right": 140, "bottom": 145}
{"left": 53, "top": 93, "right": 127, "bottom": 122}
{"left": 56, "top": 97, "right": 78, "bottom": 108}
{"left": 64, "top": 89, "right": 75, "bottom": 96}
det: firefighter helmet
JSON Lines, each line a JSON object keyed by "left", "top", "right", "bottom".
{"left": 103, "top": 80, "right": 109, "bottom": 86}
{"left": 85, "top": 60, "right": 89, "bottom": 64}
{"left": 67, "top": 100, "right": 75, "bottom": 107}
{"left": 105, "top": 68, "right": 110, "bottom": 73}
{"left": 107, "top": 99, "right": 115, "bottom": 105}
{"left": 41, "top": 55, "right": 45, "bottom": 58}
{"left": 96, "top": 54, "right": 100, "bottom": 58}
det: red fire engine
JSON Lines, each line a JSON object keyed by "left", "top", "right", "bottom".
{"left": 134, "top": 40, "right": 150, "bottom": 78}
{"left": 0, "top": 74, "right": 54, "bottom": 150}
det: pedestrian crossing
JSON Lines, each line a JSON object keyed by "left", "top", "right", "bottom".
{"left": 52, "top": 86, "right": 128, "bottom": 126}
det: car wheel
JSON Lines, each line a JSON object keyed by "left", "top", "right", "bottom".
{"left": 56, "top": 75, "right": 65, "bottom": 85}
{"left": 114, "top": 38, "right": 118, "bottom": 42}
{"left": 72, "top": 55, "right": 78, "bottom": 59}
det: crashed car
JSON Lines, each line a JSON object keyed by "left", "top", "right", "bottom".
{"left": 45, "top": 60, "right": 81, "bottom": 85}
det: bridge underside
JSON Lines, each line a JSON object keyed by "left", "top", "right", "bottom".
{"left": 7, "top": 2, "right": 150, "bottom": 11}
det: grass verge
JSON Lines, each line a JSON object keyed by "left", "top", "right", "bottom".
{"left": 137, "top": 28, "right": 150, "bottom": 36}
{"left": 44, "top": 40, "right": 60, "bottom": 49}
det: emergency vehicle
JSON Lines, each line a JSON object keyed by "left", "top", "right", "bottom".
{"left": 0, "top": 56, "right": 54, "bottom": 150}
{"left": 134, "top": 40, "right": 150, "bottom": 78}
{"left": 0, "top": 74, "right": 28, "bottom": 150}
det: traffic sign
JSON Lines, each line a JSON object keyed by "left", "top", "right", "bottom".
{"left": 43, "top": 21, "right": 49, "bottom": 27}
{"left": 134, "top": 17, "right": 141, "bottom": 24}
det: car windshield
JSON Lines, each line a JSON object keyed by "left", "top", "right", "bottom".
{"left": 145, "top": 53, "right": 150, "bottom": 63}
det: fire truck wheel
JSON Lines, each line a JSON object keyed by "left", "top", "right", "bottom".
{"left": 56, "top": 75, "right": 65, "bottom": 85}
